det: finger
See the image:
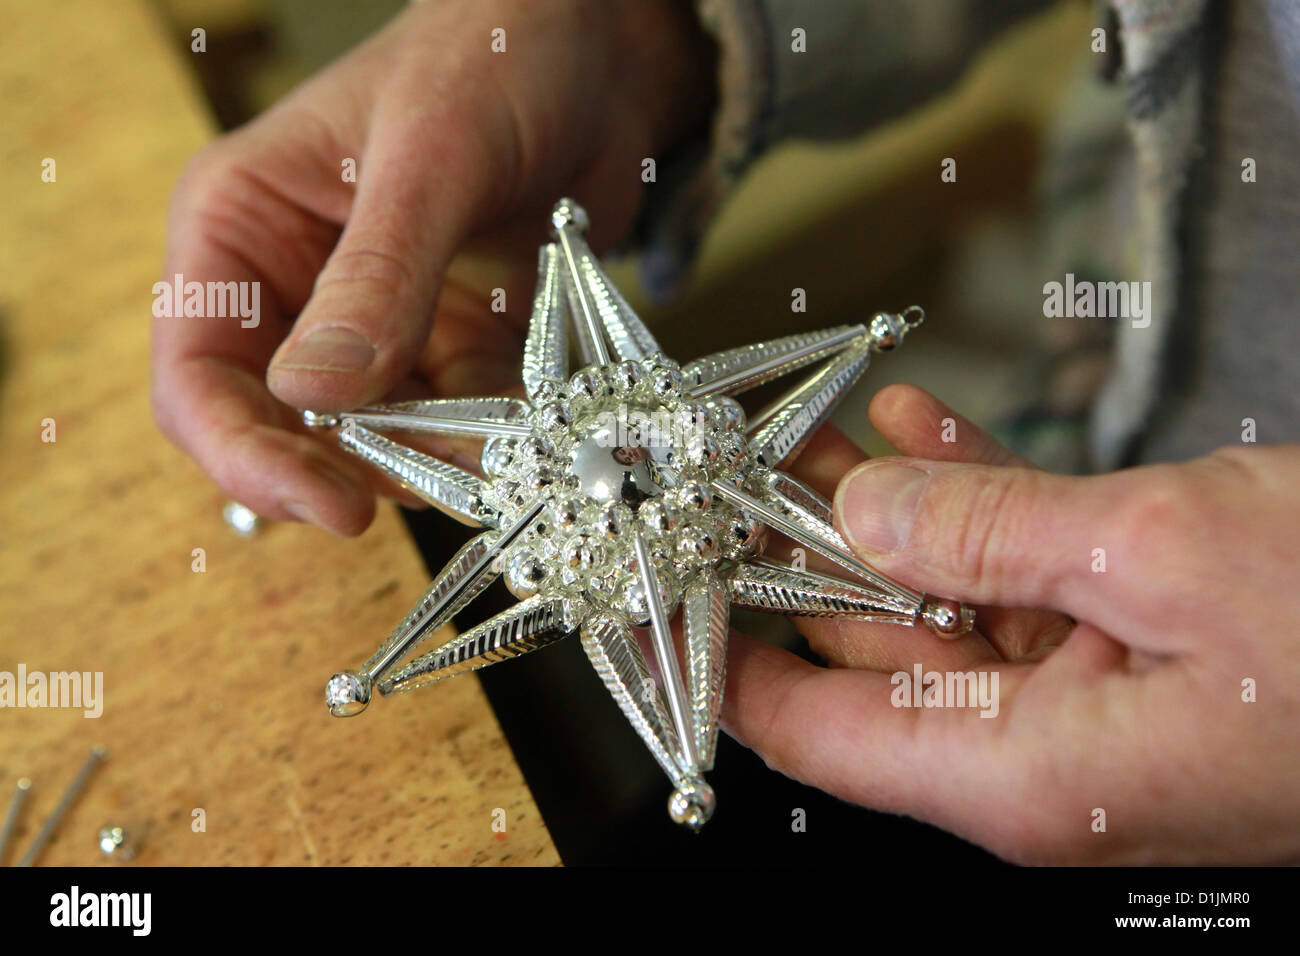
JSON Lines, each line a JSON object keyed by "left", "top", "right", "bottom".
{"left": 155, "top": 354, "right": 375, "bottom": 536}
{"left": 865, "top": 386, "right": 1076, "bottom": 659}
{"left": 832, "top": 456, "right": 1116, "bottom": 621}
{"left": 722, "top": 630, "right": 1028, "bottom": 836}
{"left": 773, "top": 422, "right": 1002, "bottom": 668}
{"left": 268, "top": 84, "right": 515, "bottom": 413}
{"left": 153, "top": 177, "right": 375, "bottom": 533}
{"left": 869, "top": 384, "right": 1032, "bottom": 467}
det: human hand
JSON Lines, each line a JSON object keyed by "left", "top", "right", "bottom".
{"left": 724, "top": 384, "right": 1300, "bottom": 864}
{"left": 152, "top": 0, "right": 715, "bottom": 534}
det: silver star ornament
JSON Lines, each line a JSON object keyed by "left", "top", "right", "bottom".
{"left": 310, "top": 199, "right": 974, "bottom": 831}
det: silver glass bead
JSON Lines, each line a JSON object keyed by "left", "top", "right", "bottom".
{"left": 922, "top": 597, "right": 975, "bottom": 637}
{"left": 677, "top": 525, "right": 718, "bottom": 560}
{"left": 537, "top": 402, "right": 571, "bottom": 432}
{"left": 326, "top": 671, "right": 371, "bottom": 717}
{"left": 678, "top": 480, "right": 712, "bottom": 512}
{"left": 594, "top": 505, "right": 624, "bottom": 537}
{"left": 552, "top": 497, "right": 584, "bottom": 530}
{"left": 685, "top": 435, "right": 720, "bottom": 467}
{"left": 651, "top": 367, "right": 683, "bottom": 399}
{"left": 551, "top": 196, "right": 590, "bottom": 234}
{"left": 706, "top": 396, "right": 746, "bottom": 431}
{"left": 505, "top": 549, "right": 548, "bottom": 599}
{"left": 481, "top": 437, "right": 516, "bottom": 478}
{"left": 610, "top": 360, "right": 644, "bottom": 392}
{"left": 569, "top": 368, "right": 608, "bottom": 401}
{"left": 640, "top": 499, "right": 682, "bottom": 533}
{"left": 97, "top": 825, "right": 137, "bottom": 860}
{"left": 668, "top": 779, "right": 716, "bottom": 832}
{"left": 868, "top": 311, "right": 907, "bottom": 352}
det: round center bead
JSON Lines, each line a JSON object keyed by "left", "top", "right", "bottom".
{"left": 569, "top": 409, "right": 681, "bottom": 508}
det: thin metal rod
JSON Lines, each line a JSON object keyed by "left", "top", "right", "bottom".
{"left": 632, "top": 531, "right": 697, "bottom": 770}
{"left": 555, "top": 226, "right": 611, "bottom": 365}
{"left": 18, "top": 747, "right": 107, "bottom": 867}
{"left": 342, "top": 411, "right": 532, "bottom": 440}
{"left": 689, "top": 325, "right": 866, "bottom": 397}
{"left": 711, "top": 480, "right": 922, "bottom": 609}
{"left": 365, "top": 499, "right": 544, "bottom": 682}
{"left": 0, "top": 777, "right": 31, "bottom": 865}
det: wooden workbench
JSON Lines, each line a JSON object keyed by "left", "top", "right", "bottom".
{"left": 0, "top": 0, "right": 558, "bottom": 866}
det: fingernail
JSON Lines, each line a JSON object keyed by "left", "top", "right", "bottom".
{"left": 273, "top": 326, "right": 374, "bottom": 373}
{"left": 838, "top": 462, "right": 929, "bottom": 553}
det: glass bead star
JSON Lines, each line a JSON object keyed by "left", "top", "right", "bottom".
{"left": 310, "top": 199, "right": 973, "bottom": 830}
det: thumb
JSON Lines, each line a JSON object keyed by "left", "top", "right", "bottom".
{"left": 833, "top": 457, "right": 1115, "bottom": 617}
{"left": 268, "top": 112, "right": 500, "bottom": 412}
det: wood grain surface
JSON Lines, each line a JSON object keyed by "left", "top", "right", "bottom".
{"left": 0, "top": 0, "right": 558, "bottom": 866}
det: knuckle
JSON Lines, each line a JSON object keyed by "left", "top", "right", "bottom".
{"left": 171, "top": 139, "right": 239, "bottom": 215}
{"left": 319, "top": 242, "right": 417, "bottom": 298}
{"left": 938, "top": 468, "right": 1033, "bottom": 595}
{"left": 1111, "top": 468, "right": 1200, "bottom": 558}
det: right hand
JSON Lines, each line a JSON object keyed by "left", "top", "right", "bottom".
{"left": 152, "top": 0, "right": 716, "bottom": 534}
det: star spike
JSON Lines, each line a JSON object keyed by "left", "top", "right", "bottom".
{"left": 728, "top": 557, "right": 917, "bottom": 624}
{"left": 711, "top": 478, "right": 919, "bottom": 611}
{"left": 551, "top": 197, "right": 661, "bottom": 363}
{"left": 522, "top": 243, "right": 569, "bottom": 401}
{"left": 378, "top": 595, "right": 571, "bottom": 696}
{"left": 632, "top": 530, "right": 698, "bottom": 771}
{"left": 682, "top": 324, "right": 867, "bottom": 398}
{"left": 579, "top": 615, "right": 690, "bottom": 784}
{"left": 325, "top": 500, "right": 546, "bottom": 716}
{"left": 337, "top": 423, "right": 498, "bottom": 527}
{"left": 747, "top": 342, "right": 873, "bottom": 469}
{"left": 764, "top": 469, "right": 849, "bottom": 550}
{"left": 340, "top": 401, "right": 532, "bottom": 441}
{"left": 682, "top": 568, "right": 730, "bottom": 771}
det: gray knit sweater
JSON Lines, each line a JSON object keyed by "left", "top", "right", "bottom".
{"left": 640, "top": 0, "right": 1298, "bottom": 471}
